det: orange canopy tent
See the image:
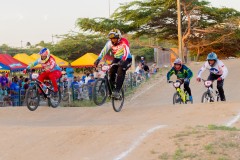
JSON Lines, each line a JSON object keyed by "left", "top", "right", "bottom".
{"left": 13, "top": 53, "right": 41, "bottom": 68}
{"left": 71, "top": 53, "right": 98, "bottom": 68}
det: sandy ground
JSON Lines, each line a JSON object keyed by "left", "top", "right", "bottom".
{"left": 0, "top": 58, "right": 240, "bottom": 160}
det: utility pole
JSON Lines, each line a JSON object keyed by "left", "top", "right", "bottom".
{"left": 52, "top": 34, "right": 54, "bottom": 44}
{"left": 108, "top": 0, "right": 111, "bottom": 18}
{"left": 21, "top": 40, "right": 23, "bottom": 49}
{"left": 177, "top": 0, "right": 183, "bottom": 62}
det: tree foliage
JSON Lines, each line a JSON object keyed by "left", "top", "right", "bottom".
{"left": 2, "top": 0, "right": 239, "bottom": 62}
{"left": 76, "top": 0, "right": 240, "bottom": 59}
{"left": 52, "top": 33, "right": 107, "bottom": 61}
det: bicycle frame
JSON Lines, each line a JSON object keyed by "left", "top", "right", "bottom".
{"left": 35, "top": 79, "right": 54, "bottom": 98}
{"left": 93, "top": 62, "right": 126, "bottom": 111}
{"left": 176, "top": 87, "right": 187, "bottom": 103}
{"left": 30, "top": 72, "right": 54, "bottom": 98}
{"left": 101, "top": 63, "right": 120, "bottom": 97}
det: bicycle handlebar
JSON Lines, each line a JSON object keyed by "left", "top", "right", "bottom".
{"left": 168, "top": 79, "right": 184, "bottom": 84}
{"left": 110, "top": 63, "right": 120, "bottom": 67}
{"left": 201, "top": 79, "right": 213, "bottom": 82}
{"left": 168, "top": 80, "right": 174, "bottom": 83}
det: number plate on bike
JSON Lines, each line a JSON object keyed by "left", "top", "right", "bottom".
{"left": 173, "top": 82, "right": 181, "bottom": 88}
{"left": 204, "top": 81, "right": 212, "bottom": 87}
{"left": 32, "top": 73, "right": 39, "bottom": 80}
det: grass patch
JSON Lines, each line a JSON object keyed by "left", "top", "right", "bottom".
{"left": 204, "top": 144, "right": 216, "bottom": 154}
{"left": 162, "top": 126, "right": 240, "bottom": 160}
{"left": 208, "top": 125, "right": 240, "bottom": 131}
{"left": 173, "top": 148, "right": 184, "bottom": 160}
{"left": 159, "top": 152, "right": 169, "bottom": 160}
{"left": 221, "top": 142, "right": 240, "bottom": 148}
{"left": 62, "top": 100, "right": 96, "bottom": 107}
{"left": 150, "top": 150, "right": 158, "bottom": 154}
{"left": 218, "top": 157, "right": 229, "bottom": 160}
{"left": 173, "top": 129, "right": 199, "bottom": 138}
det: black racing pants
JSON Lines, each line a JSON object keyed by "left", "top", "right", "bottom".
{"left": 207, "top": 74, "right": 226, "bottom": 101}
{"left": 109, "top": 58, "right": 132, "bottom": 92}
{"left": 184, "top": 81, "right": 192, "bottom": 96}
{"left": 177, "top": 79, "right": 192, "bottom": 96}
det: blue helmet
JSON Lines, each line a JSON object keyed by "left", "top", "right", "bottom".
{"left": 207, "top": 52, "right": 217, "bottom": 66}
{"left": 39, "top": 48, "right": 50, "bottom": 62}
{"left": 207, "top": 52, "right": 217, "bottom": 61}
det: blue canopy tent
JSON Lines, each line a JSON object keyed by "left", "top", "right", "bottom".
{"left": 0, "top": 62, "right": 10, "bottom": 72}
{"left": 0, "top": 54, "right": 27, "bottom": 72}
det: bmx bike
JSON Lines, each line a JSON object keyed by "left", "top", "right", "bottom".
{"left": 169, "top": 80, "right": 193, "bottom": 104}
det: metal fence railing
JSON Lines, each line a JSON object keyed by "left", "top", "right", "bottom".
{"left": 0, "top": 70, "right": 157, "bottom": 107}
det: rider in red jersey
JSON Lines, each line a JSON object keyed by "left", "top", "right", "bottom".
{"left": 24, "top": 48, "right": 62, "bottom": 94}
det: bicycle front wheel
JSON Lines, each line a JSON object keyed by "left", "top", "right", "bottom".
{"left": 201, "top": 91, "right": 211, "bottom": 103}
{"left": 112, "top": 88, "right": 124, "bottom": 112}
{"left": 93, "top": 78, "right": 108, "bottom": 106}
{"left": 26, "top": 85, "right": 40, "bottom": 111}
{"left": 173, "top": 92, "right": 182, "bottom": 105}
{"left": 48, "top": 87, "right": 61, "bottom": 108}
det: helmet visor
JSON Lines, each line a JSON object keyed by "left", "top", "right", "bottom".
{"left": 108, "top": 32, "right": 119, "bottom": 39}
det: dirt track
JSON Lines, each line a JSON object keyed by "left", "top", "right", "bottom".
{"left": 0, "top": 59, "right": 240, "bottom": 160}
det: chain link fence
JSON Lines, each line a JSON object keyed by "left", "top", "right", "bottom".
{"left": 1, "top": 65, "right": 160, "bottom": 107}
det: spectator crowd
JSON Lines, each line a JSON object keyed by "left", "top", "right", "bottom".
{"left": 0, "top": 58, "right": 158, "bottom": 107}
{"left": 0, "top": 72, "right": 30, "bottom": 106}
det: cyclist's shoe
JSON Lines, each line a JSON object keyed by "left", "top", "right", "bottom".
{"left": 221, "top": 98, "right": 226, "bottom": 101}
{"left": 113, "top": 91, "right": 120, "bottom": 99}
{"left": 189, "top": 96, "right": 193, "bottom": 102}
{"left": 210, "top": 98, "right": 214, "bottom": 102}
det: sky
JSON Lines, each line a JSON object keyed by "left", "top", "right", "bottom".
{"left": 0, "top": 0, "right": 239, "bottom": 47}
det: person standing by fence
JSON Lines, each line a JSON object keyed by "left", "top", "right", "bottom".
{"left": 143, "top": 61, "right": 150, "bottom": 79}
{"left": 0, "top": 72, "right": 9, "bottom": 88}
{"left": 10, "top": 76, "right": 20, "bottom": 106}
{"left": 87, "top": 74, "right": 95, "bottom": 100}
{"left": 66, "top": 64, "right": 74, "bottom": 88}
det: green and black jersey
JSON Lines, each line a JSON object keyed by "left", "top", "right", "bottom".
{"left": 167, "top": 65, "right": 193, "bottom": 80}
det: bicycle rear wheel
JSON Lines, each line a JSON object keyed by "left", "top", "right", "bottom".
{"left": 93, "top": 78, "right": 108, "bottom": 106}
{"left": 201, "top": 91, "right": 212, "bottom": 103}
{"left": 48, "top": 86, "right": 61, "bottom": 108}
{"left": 26, "top": 85, "right": 40, "bottom": 111}
{"left": 112, "top": 88, "right": 124, "bottom": 112}
{"left": 173, "top": 92, "right": 182, "bottom": 104}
